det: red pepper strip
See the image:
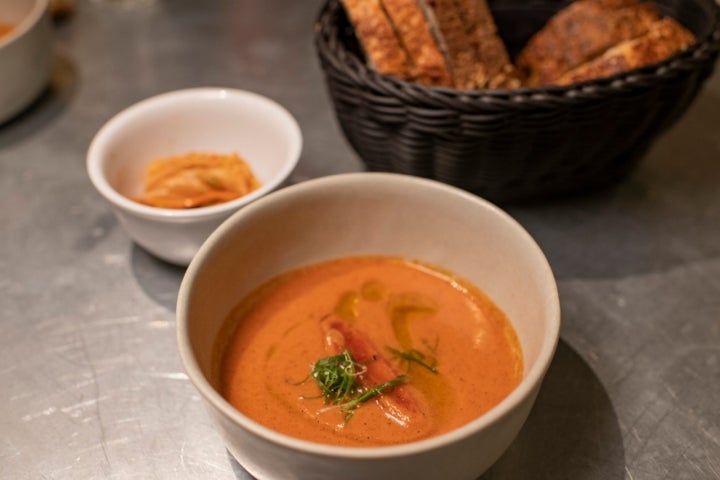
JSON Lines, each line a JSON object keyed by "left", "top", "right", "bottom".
{"left": 320, "top": 315, "right": 434, "bottom": 430}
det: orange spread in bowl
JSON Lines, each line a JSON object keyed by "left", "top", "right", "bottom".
{"left": 135, "top": 152, "right": 261, "bottom": 209}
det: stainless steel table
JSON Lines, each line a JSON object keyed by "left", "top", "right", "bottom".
{"left": 2, "top": 1, "right": 719, "bottom": 478}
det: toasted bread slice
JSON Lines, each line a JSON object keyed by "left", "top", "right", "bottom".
{"left": 381, "top": 0, "right": 454, "bottom": 87}
{"left": 517, "top": 0, "right": 662, "bottom": 86}
{"left": 342, "top": 0, "right": 518, "bottom": 90}
{"left": 421, "top": 0, "right": 475, "bottom": 88}
{"left": 461, "top": 0, "right": 522, "bottom": 88}
{"left": 342, "top": 0, "right": 454, "bottom": 87}
{"left": 341, "top": 0, "right": 415, "bottom": 81}
{"left": 421, "top": 0, "right": 520, "bottom": 89}
{"left": 555, "top": 17, "right": 696, "bottom": 85}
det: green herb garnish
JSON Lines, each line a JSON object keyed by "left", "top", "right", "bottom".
{"left": 307, "top": 349, "right": 405, "bottom": 421}
{"left": 311, "top": 350, "right": 360, "bottom": 404}
{"left": 337, "top": 376, "right": 406, "bottom": 419}
{"left": 385, "top": 340, "right": 438, "bottom": 373}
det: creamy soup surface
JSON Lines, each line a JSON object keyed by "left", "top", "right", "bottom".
{"left": 0, "top": 24, "right": 13, "bottom": 39}
{"left": 218, "top": 255, "right": 523, "bottom": 447}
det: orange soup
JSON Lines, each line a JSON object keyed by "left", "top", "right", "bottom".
{"left": 0, "top": 23, "right": 13, "bottom": 40}
{"left": 218, "top": 256, "right": 523, "bottom": 447}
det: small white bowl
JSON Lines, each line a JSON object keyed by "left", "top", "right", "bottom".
{"left": 177, "top": 172, "right": 560, "bottom": 480}
{"left": 86, "top": 88, "right": 302, "bottom": 266}
{"left": 0, "top": 0, "right": 53, "bottom": 124}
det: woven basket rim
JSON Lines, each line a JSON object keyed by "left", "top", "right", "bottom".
{"left": 315, "top": 0, "right": 720, "bottom": 105}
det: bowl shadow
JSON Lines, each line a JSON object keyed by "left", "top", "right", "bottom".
{"left": 129, "top": 244, "right": 186, "bottom": 312}
{"left": 506, "top": 77, "right": 720, "bottom": 281}
{"left": 481, "top": 339, "right": 625, "bottom": 479}
{"left": 227, "top": 450, "right": 258, "bottom": 480}
{"left": 0, "top": 51, "right": 77, "bottom": 145}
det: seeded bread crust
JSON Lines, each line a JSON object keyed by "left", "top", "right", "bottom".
{"left": 555, "top": 17, "right": 697, "bottom": 85}
{"left": 343, "top": 0, "right": 516, "bottom": 89}
{"left": 341, "top": 0, "right": 414, "bottom": 81}
{"left": 422, "top": 0, "right": 520, "bottom": 89}
{"left": 381, "top": 0, "right": 454, "bottom": 87}
{"left": 517, "top": 0, "right": 664, "bottom": 86}
{"left": 462, "top": 0, "right": 522, "bottom": 88}
{"left": 422, "top": 0, "right": 474, "bottom": 88}
{"left": 341, "top": 0, "right": 694, "bottom": 90}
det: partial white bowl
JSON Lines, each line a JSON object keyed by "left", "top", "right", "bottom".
{"left": 177, "top": 172, "right": 560, "bottom": 480}
{"left": 0, "top": 0, "right": 53, "bottom": 124}
{"left": 86, "top": 88, "right": 302, "bottom": 266}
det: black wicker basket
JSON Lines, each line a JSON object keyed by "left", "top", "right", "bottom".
{"left": 314, "top": 0, "right": 720, "bottom": 202}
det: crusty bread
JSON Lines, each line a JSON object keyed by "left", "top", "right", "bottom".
{"left": 381, "top": 0, "right": 454, "bottom": 87}
{"left": 342, "top": 0, "right": 694, "bottom": 90}
{"left": 555, "top": 17, "right": 697, "bottom": 85}
{"left": 424, "top": 0, "right": 521, "bottom": 89}
{"left": 421, "top": 0, "right": 474, "bottom": 88}
{"left": 517, "top": 0, "right": 696, "bottom": 87}
{"left": 341, "top": 0, "right": 516, "bottom": 89}
{"left": 461, "top": 0, "right": 522, "bottom": 88}
{"left": 341, "top": 0, "right": 415, "bottom": 81}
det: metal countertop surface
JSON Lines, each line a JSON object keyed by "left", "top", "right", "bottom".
{"left": 2, "top": 1, "right": 719, "bottom": 478}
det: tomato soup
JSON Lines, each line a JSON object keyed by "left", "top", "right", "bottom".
{"left": 217, "top": 256, "right": 523, "bottom": 447}
{"left": 0, "top": 24, "right": 13, "bottom": 40}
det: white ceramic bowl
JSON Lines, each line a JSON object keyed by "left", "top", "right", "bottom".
{"left": 86, "top": 88, "right": 302, "bottom": 266}
{"left": 0, "top": 0, "right": 52, "bottom": 124}
{"left": 177, "top": 172, "right": 561, "bottom": 480}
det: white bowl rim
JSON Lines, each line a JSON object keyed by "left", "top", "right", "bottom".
{"left": 177, "top": 172, "right": 561, "bottom": 460}
{"left": 86, "top": 87, "right": 303, "bottom": 222}
{"left": 0, "top": 0, "right": 48, "bottom": 49}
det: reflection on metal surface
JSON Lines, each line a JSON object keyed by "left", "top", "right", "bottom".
{"left": 1, "top": 0, "right": 719, "bottom": 478}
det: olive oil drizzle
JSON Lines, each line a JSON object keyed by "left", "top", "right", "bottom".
{"left": 386, "top": 344, "right": 439, "bottom": 373}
